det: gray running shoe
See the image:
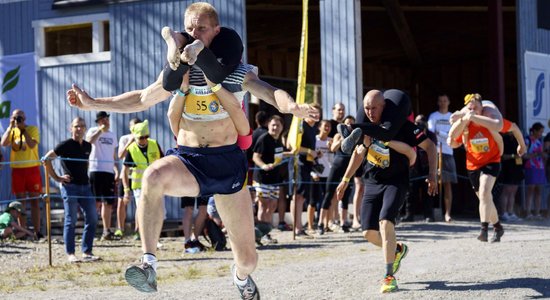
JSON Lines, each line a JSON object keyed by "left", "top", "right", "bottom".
{"left": 125, "top": 262, "right": 157, "bottom": 293}
{"left": 337, "top": 123, "right": 352, "bottom": 138}
{"left": 341, "top": 128, "right": 363, "bottom": 154}
{"left": 490, "top": 228, "right": 504, "bottom": 243}
{"left": 232, "top": 264, "right": 260, "bottom": 300}
{"left": 477, "top": 229, "right": 488, "bottom": 242}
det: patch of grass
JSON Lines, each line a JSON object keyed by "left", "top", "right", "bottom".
{"left": 183, "top": 264, "right": 202, "bottom": 280}
{"left": 91, "top": 264, "right": 121, "bottom": 276}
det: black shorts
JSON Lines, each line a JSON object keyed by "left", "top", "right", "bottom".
{"left": 467, "top": 163, "right": 501, "bottom": 192}
{"left": 167, "top": 144, "right": 247, "bottom": 197}
{"left": 296, "top": 163, "right": 313, "bottom": 198}
{"left": 361, "top": 180, "right": 408, "bottom": 231}
{"left": 181, "top": 196, "right": 209, "bottom": 208}
{"left": 89, "top": 171, "right": 116, "bottom": 205}
{"left": 117, "top": 178, "right": 132, "bottom": 196}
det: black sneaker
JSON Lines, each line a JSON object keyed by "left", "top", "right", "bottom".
{"left": 477, "top": 229, "right": 488, "bottom": 242}
{"left": 101, "top": 231, "right": 113, "bottom": 241}
{"left": 341, "top": 128, "right": 363, "bottom": 154}
{"left": 232, "top": 264, "right": 260, "bottom": 300}
{"left": 36, "top": 232, "right": 45, "bottom": 240}
{"left": 125, "top": 262, "right": 158, "bottom": 293}
{"left": 490, "top": 228, "right": 504, "bottom": 243}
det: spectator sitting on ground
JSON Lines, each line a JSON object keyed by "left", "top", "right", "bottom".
{"left": 0, "top": 201, "right": 35, "bottom": 240}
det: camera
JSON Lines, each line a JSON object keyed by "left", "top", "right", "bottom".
{"left": 15, "top": 116, "right": 23, "bottom": 123}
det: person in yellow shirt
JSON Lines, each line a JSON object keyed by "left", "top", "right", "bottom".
{"left": 1, "top": 109, "right": 43, "bottom": 239}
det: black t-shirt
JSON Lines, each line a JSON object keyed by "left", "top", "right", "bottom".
{"left": 298, "top": 120, "right": 318, "bottom": 165}
{"left": 54, "top": 138, "right": 92, "bottom": 185}
{"left": 544, "top": 133, "right": 550, "bottom": 167}
{"left": 124, "top": 143, "right": 164, "bottom": 166}
{"left": 329, "top": 119, "right": 339, "bottom": 138}
{"left": 253, "top": 133, "right": 284, "bottom": 184}
{"left": 247, "top": 126, "right": 268, "bottom": 161}
{"left": 364, "top": 121, "right": 427, "bottom": 184}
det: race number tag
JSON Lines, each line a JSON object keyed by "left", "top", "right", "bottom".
{"left": 184, "top": 86, "right": 223, "bottom": 115}
{"left": 366, "top": 141, "right": 390, "bottom": 168}
{"left": 470, "top": 138, "right": 490, "bottom": 153}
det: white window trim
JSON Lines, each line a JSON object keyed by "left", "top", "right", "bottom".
{"left": 32, "top": 13, "right": 110, "bottom": 68}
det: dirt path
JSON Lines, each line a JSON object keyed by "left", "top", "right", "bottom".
{"left": 1, "top": 218, "right": 549, "bottom": 299}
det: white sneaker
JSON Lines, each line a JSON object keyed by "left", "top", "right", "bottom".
{"left": 500, "top": 212, "right": 510, "bottom": 222}
{"left": 508, "top": 213, "right": 522, "bottom": 222}
{"left": 68, "top": 254, "right": 81, "bottom": 263}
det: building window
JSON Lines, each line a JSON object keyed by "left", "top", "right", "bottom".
{"left": 33, "top": 13, "right": 110, "bottom": 67}
{"left": 45, "top": 23, "right": 93, "bottom": 56}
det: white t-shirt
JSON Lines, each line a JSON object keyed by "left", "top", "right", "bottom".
{"left": 314, "top": 136, "right": 333, "bottom": 178}
{"left": 427, "top": 111, "right": 453, "bottom": 155}
{"left": 86, "top": 127, "right": 117, "bottom": 173}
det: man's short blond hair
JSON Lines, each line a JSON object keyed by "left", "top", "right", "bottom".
{"left": 185, "top": 2, "right": 219, "bottom": 26}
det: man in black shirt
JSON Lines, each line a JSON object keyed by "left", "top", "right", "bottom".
{"left": 336, "top": 90, "right": 437, "bottom": 293}
{"left": 43, "top": 117, "right": 99, "bottom": 263}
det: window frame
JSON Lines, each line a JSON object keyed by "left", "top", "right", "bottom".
{"left": 32, "top": 13, "right": 110, "bottom": 68}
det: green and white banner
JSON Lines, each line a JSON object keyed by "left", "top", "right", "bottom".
{"left": 0, "top": 52, "right": 38, "bottom": 133}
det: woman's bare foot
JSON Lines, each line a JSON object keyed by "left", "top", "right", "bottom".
{"left": 180, "top": 39, "right": 204, "bottom": 65}
{"left": 162, "top": 26, "right": 182, "bottom": 70}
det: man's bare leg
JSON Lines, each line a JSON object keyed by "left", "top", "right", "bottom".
{"left": 101, "top": 203, "right": 112, "bottom": 235}
{"left": 117, "top": 198, "right": 127, "bottom": 233}
{"left": 138, "top": 156, "right": 200, "bottom": 256}
{"left": 352, "top": 178, "right": 364, "bottom": 228}
{"left": 215, "top": 188, "right": 258, "bottom": 278}
{"left": 28, "top": 195, "right": 41, "bottom": 234}
{"left": 364, "top": 229, "right": 382, "bottom": 246}
{"left": 291, "top": 194, "right": 305, "bottom": 233}
{"left": 478, "top": 174, "right": 498, "bottom": 224}
{"left": 443, "top": 182, "right": 453, "bottom": 222}
{"left": 379, "top": 220, "right": 397, "bottom": 265}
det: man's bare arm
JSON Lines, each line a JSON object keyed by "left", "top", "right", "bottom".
{"left": 67, "top": 72, "right": 172, "bottom": 113}
{"left": 242, "top": 72, "right": 319, "bottom": 121}
{"left": 417, "top": 138, "right": 438, "bottom": 196}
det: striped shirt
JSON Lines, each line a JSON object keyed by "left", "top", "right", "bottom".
{"left": 182, "top": 63, "right": 256, "bottom": 121}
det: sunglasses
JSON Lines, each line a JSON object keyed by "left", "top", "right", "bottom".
{"left": 138, "top": 135, "right": 149, "bottom": 140}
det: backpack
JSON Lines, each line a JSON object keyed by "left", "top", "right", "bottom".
{"left": 203, "top": 219, "right": 226, "bottom": 251}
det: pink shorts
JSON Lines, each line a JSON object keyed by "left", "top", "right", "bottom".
{"left": 11, "top": 166, "right": 42, "bottom": 194}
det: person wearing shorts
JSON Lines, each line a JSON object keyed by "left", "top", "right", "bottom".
{"left": 86, "top": 111, "right": 118, "bottom": 240}
{"left": 449, "top": 93, "right": 508, "bottom": 243}
{"left": 252, "top": 115, "right": 289, "bottom": 243}
{"left": 1, "top": 109, "right": 43, "bottom": 238}
{"left": 428, "top": 93, "right": 458, "bottom": 222}
{"left": 336, "top": 89, "right": 437, "bottom": 293}
{"left": 291, "top": 105, "right": 321, "bottom": 236}
{"left": 181, "top": 196, "right": 209, "bottom": 253}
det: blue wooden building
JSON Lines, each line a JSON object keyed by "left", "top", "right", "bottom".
{"left": 1, "top": 0, "right": 550, "bottom": 222}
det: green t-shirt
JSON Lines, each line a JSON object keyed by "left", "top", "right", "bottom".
{"left": 0, "top": 212, "right": 15, "bottom": 230}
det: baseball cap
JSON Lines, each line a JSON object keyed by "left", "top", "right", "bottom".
{"left": 5, "top": 201, "right": 25, "bottom": 215}
{"left": 95, "top": 111, "right": 110, "bottom": 122}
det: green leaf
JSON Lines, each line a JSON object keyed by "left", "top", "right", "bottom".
{"left": 2, "top": 66, "right": 21, "bottom": 94}
{"left": 2, "top": 74, "right": 19, "bottom": 94}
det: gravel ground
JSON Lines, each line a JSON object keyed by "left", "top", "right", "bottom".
{"left": 1, "top": 217, "right": 549, "bottom": 299}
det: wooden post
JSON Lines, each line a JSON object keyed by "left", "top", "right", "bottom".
{"left": 438, "top": 142, "right": 443, "bottom": 221}
{"left": 42, "top": 163, "right": 52, "bottom": 267}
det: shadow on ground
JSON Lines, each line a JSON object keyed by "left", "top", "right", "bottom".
{"left": 408, "top": 277, "right": 550, "bottom": 299}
